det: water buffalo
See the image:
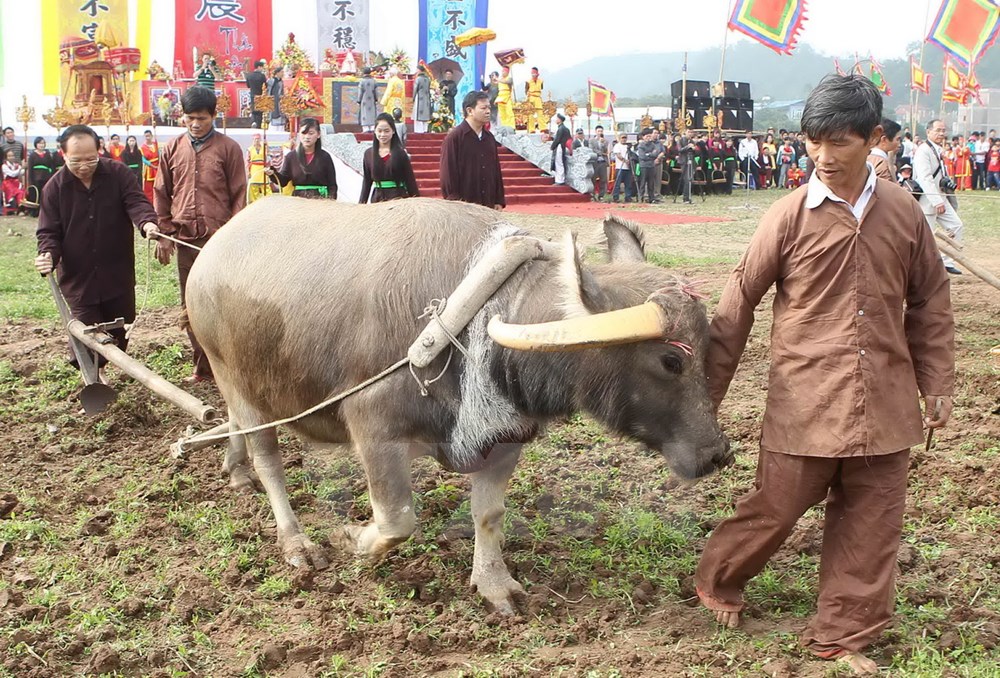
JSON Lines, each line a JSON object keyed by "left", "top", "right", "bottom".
{"left": 186, "top": 196, "right": 731, "bottom": 614}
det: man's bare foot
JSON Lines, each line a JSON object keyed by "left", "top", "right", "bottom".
{"left": 837, "top": 651, "right": 878, "bottom": 674}
{"left": 714, "top": 610, "right": 741, "bottom": 628}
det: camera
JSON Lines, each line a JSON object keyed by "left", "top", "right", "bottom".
{"left": 941, "top": 176, "right": 957, "bottom": 192}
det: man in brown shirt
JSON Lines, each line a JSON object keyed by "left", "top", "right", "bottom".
{"left": 867, "top": 117, "right": 901, "bottom": 181}
{"left": 439, "top": 90, "right": 506, "bottom": 210}
{"left": 150, "top": 87, "right": 247, "bottom": 382}
{"left": 695, "top": 76, "right": 954, "bottom": 674}
{"left": 35, "top": 125, "right": 159, "bottom": 379}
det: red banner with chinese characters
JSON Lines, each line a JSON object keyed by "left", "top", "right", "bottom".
{"left": 173, "top": 0, "right": 272, "bottom": 78}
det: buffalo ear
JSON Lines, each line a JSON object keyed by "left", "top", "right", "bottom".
{"left": 556, "top": 231, "right": 590, "bottom": 318}
{"left": 603, "top": 214, "right": 646, "bottom": 263}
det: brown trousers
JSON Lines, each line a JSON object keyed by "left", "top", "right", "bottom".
{"left": 695, "top": 448, "right": 909, "bottom": 656}
{"left": 177, "top": 237, "right": 213, "bottom": 379}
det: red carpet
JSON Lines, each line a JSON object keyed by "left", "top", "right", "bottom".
{"left": 503, "top": 201, "right": 729, "bottom": 224}
{"left": 357, "top": 133, "right": 589, "bottom": 205}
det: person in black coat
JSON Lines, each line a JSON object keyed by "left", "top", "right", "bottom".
{"left": 26, "top": 137, "right": 54, "bottom": 216}
{"left": 268, "top": 117, "right": 337, "bottom": 199}
{"left": 360, "top": 113, "right": 418, "bottom": 203}
{"left": 120, "top": 135, "right": 144, "bottom": 187}
{"left": 551, "top": 113, "right": 572, "bottom": 185}
{"left": 245, "top": 59, "right": 268, "bottom": 128}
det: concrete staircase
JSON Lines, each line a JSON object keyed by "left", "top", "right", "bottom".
{"left": 355, "top": 132, "right": 589, "bottom": 205}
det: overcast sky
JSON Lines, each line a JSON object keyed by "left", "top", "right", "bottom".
{"left": 381, "top": 0, "right": 944, "bottom": 72}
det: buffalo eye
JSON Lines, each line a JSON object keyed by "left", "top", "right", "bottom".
{"left": 660, "top": 353, "right": 684, "bottom": 375}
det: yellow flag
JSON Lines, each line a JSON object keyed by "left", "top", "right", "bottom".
{"left": 42, "top": 0, "right": 129, "bottom": 96}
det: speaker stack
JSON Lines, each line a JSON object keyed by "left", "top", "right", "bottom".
{"left": 671, "top": 80, "right": 753, "bottom": 132}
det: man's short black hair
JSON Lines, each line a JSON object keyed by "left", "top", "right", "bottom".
{"left": 181, "top": 86, "right": 217, "bottom": 116}
{"left": 595, "top": 125, "right": 603, "bottom": 131}
{"left": 801, "top": 74, "right": 882, "bottom": 141}
{"left": 143, "top": 129, "right": 152, "bottom": 135}
{"left": 59, "top": 125, "right": 100, "bottom": 152}
{"left": 881, "top": 119, "right": 901, "bottom": 141}
{"left": 2, "top": 127, "right": 12, "bottom": 134}
{"left": 461, "top": 90, "right": 489, "bottom": 118}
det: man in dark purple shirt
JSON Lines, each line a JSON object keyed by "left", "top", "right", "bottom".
{"left": 35, "top": 125, "right": 159, "bottom": 376}
{"left": 439, "top": 91, "right": 506, "bottom": 209}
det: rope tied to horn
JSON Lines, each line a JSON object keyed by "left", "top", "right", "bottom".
{"left": 408, "top": 298, "right": 470, "bottom": 396}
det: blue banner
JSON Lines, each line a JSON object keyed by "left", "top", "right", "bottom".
{"left": 418, "top": 0, "right": 489, "bottom": 110}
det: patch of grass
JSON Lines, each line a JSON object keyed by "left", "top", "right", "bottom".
{"left": 145, "top": 343, "right": 192, "bottom": 383}
{"left": 256, "top": 575, "right": 292, "bottom": 599}
{"left": 646, "top": 250, "right": 738, "bottom": 269}
{"left": 0, "top": 514, "right": 60, "bottom": 546}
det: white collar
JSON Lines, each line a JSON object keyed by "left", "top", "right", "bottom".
{"left": 805, "top": 163, "right": 878, "bottom": 220}
{"left": 869, "top": 147, "right": 889, "bottom": 159}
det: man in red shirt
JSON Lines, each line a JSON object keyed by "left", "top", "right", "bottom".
{"left": 986, "top": 140, "right": 1000, "bottom": 191}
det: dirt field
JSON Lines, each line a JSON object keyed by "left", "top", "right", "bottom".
{"left": 2, "top": 192, "right": 998, "bottom": 677}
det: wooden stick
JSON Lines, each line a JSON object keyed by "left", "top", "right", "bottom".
{"left": 934, "top": 228, "right": 962, "bottom": 251}
{"left": 936, "top": 238, "right": 1000, "bottom": 292}
{"left": 407, "top": 236, "right": 562, "bottom": 368}
{"left": 66, "top": 320, "right": 220, "bottom": 423}
{"left": 170, "top": 421, "right": 231, "bottom": 459}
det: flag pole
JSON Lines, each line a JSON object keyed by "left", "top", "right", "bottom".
{"left": 912, "top": 0, "right": 933, "bottom": 134}
{"left": 716, "top": 0, "right": 735, "bottom": 125}
{"left": 680, "top": 52, "right": 688, "bottom": 133}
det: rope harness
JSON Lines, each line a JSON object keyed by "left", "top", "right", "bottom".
{"left": 176, "top": 298, "right": 471, "bottom": 447}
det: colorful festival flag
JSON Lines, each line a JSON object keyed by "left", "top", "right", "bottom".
{"left": 869, "top": 57, "right": 892, "bottom": 96}
{"left": 910, "top": 56, "right": 932, "bottom": 94}
{"left": 493, "top": 48, "right": 525, "bottom": 67}
{"left": 965, "top": 67, "right": 984, "bottom": 104}
{"left": 852, "top": 53, "right": 865, "bottom": 76}
{"left": 588, "top": 80, "right": 615, "bottom": 116}
{"left": 942, "top": 57, "right": 969, "bottom": 102}
{"left": 926, "top": 0, "right": 1000, "bottom": 67}
{"left": 727, "top": 0, "right": 808, "bottom": 55}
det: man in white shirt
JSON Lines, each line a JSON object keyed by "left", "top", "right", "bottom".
{"left": 867, "top": 119, "right": 901, "bottom": 180}
{"left": 610, "top": 133, "right": 634, "bottom": 202}
{"left": 913, "top": 118, "right": 963, "bottom": 274}
{"left": 972, "top": 132, "right": 989, "bottom": 190}
{"left": 738, "top": 131, "right": 760, "bottom": 189}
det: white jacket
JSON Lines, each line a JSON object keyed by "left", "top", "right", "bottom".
{"left": 912, "top": 140, "right": 945, "bottom": 209}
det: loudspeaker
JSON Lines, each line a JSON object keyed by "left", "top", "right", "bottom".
{"left": 723, "top": 81, "right": 751, "bottom": 99}
{"left": 739, "top": 98, "right": 754, "bottom": 111}
{"left": 739, "top": 109, "right": 754, "bottom": 131}
{"left": 716, "top": 96, "right": 740, "bottom": 109}
{"left": 720, "top": 108, "right": 739, "bottom": 130}
{"left": 686, "top": 96, "right": 712, "bottom": 110}
{"left": 671, "top": 80, "right": 711, "bottom": 99}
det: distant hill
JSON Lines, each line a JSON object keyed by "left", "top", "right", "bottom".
{"left": 544, "top": 41, "right": 1000, "bottom": 111}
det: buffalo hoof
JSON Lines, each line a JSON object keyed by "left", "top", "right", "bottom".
{"left": 331, "top": 523, "right": 407, "bottom": 561}
{"left": 471, "top": 567, "right": 527, "bottom": 616}
{"left": 228, "top": 464, "right": 262, "bottom": 493}
{"left": 280, "top": 533, "right": 329, "bottom": 570}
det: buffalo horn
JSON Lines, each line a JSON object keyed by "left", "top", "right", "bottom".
{"left": 487, "top": 302, "right": 669, "bottom": 351}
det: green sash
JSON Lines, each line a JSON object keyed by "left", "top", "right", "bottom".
{"left": 294, "top": 185, "right": 329, "bottom": 197}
